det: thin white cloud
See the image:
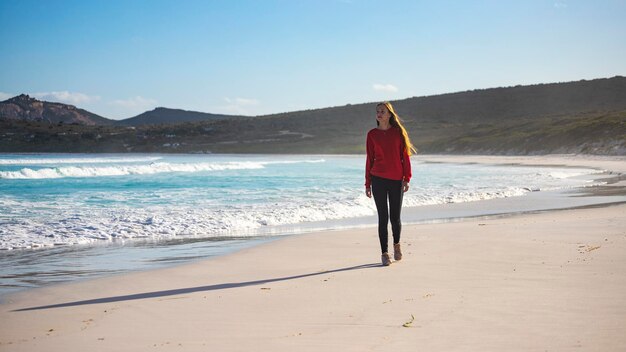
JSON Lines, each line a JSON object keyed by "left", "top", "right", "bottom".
{"left": 224, "top": 97, "right": 260, "bottom": 106}
{"left": 554, "top": 1, "right": 567, "bottom": 8}
{"left": 110, "top": 96, "right": 158, "bottom": 111}
{"left": 372, "top": 83, "right": 399, "bottom": 93}
{"left": 0, "top": 92, "right": 14, "bottom": 101}
{"left": 32, "top": 91, "right": 101, "bottom": 105}
{"left": 218, "top": 97, "right": 260, "bottom": 115}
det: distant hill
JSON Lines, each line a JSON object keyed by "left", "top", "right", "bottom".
{"left": 1, "top": 76, "right": 625, "bottom": 155}
{"left": 391, "top": 76, "right": 626, "bottom": 123}
{"left": 117, "top": 107, "right": 245, "bottom": 126}
{"left": 0, "top": 94, "right": 114, "bottom": 125}
{"left": 250, "top": 75, "right": 626, "bottom": 133}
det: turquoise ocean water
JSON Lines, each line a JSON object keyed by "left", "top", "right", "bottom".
{"left": 0, "top": 153, "right": 606, "bottom": 295}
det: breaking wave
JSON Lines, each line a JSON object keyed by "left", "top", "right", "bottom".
{"left": 0, "top": 159, "right": 325, "bottom": 179}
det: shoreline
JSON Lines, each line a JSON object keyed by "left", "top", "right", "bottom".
{"left": 266, "top": 153, "right": 626, "bottom": 237}
{"left": 1, "top": 154, "right": 625, "bottom": 351}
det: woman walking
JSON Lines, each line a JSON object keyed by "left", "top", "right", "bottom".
{"left": 365, "top": 102, "right": 417, "bottom": 266}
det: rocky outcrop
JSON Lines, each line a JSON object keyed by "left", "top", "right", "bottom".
{"left": 0, "top": 94, "right": 114, "bottom": 125}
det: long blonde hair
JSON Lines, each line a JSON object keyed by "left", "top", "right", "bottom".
{"left": 377, "top": 102, "right": 417, "bottom": 155}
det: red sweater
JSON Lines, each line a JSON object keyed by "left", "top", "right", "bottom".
{"left": 365, "top": 127, "right": 412, "bottom": 188}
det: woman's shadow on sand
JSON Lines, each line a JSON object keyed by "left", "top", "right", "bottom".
{"left": 13, "top": 263, "right": 380, "bottom": 312}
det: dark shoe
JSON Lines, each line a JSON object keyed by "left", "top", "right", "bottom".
{"left": 381, "top": 253, "right": 392, "bottom": 266}
{"left": 394, "top": 243, "right": 402, "bottom": 261}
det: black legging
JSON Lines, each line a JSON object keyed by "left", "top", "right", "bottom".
{"left": 371, "top": 175, "right": 403, "bottom": 254}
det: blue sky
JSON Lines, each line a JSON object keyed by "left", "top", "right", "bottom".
{"left": 1, "top": 0, "right": 625, "bottom": 120}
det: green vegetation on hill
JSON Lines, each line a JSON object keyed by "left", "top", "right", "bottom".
{"left": 419, "top": 110, "right": 626, "bottom": 155}
{"left": 1, "top": 109, "right": 624, "bottom": 155}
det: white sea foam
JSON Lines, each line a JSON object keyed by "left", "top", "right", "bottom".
{"left": 0, "top": 197, "right": 370, "bottom": 249}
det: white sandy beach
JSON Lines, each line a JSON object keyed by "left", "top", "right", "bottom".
{"left": 1, "top": 155, "right": 625, "bottom": 351}
{"left": 417, "top": 154, "right": 626, "bottom": 176}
